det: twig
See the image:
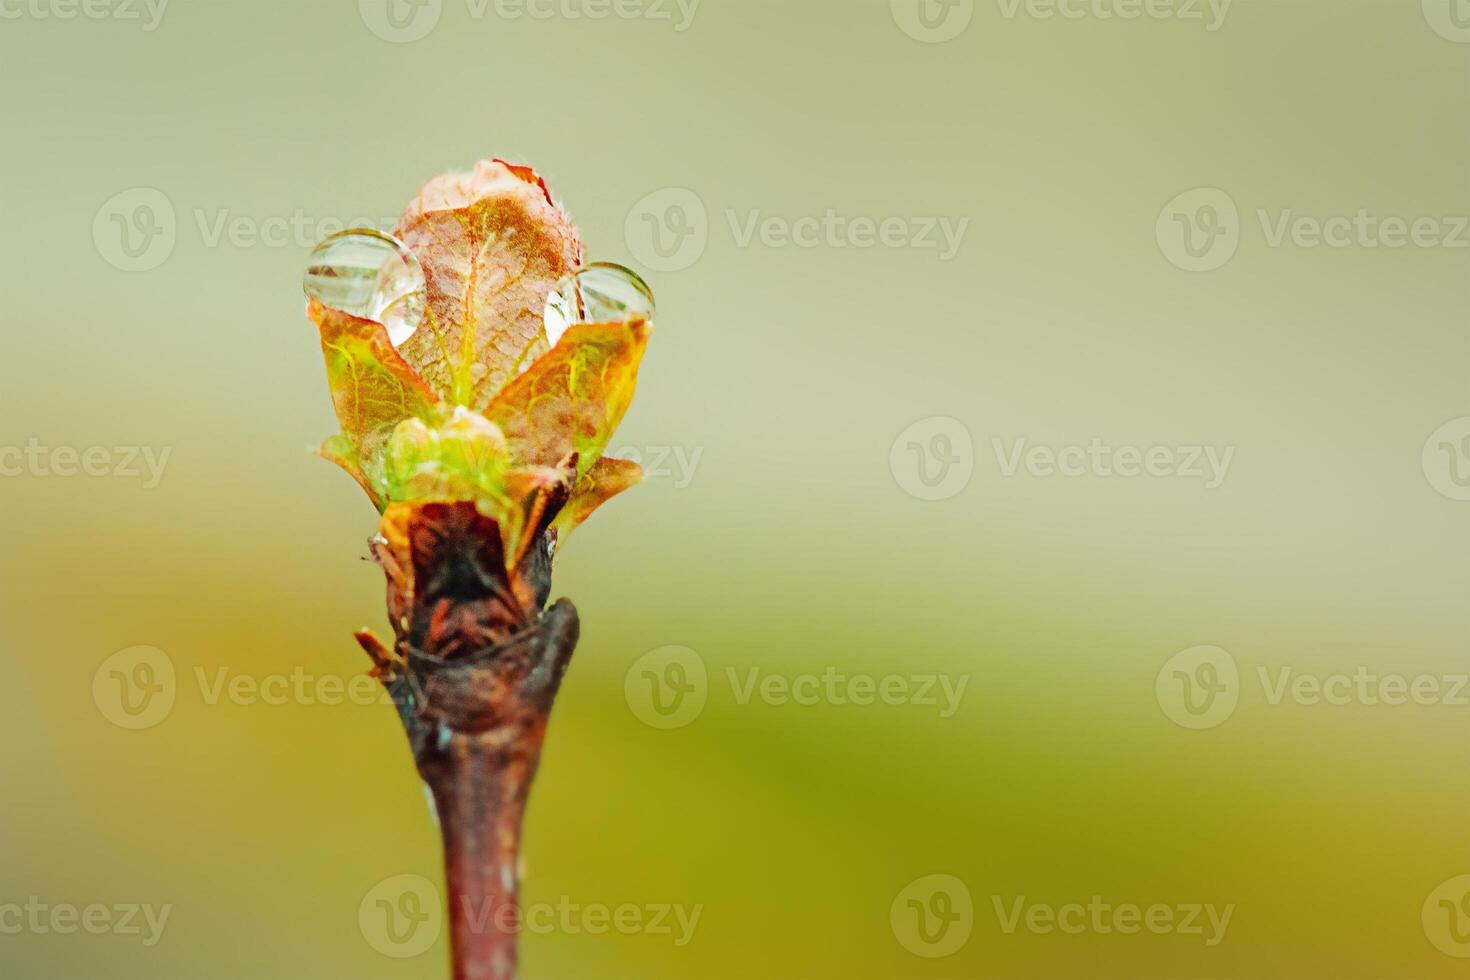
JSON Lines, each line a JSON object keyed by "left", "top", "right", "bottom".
{"left": 363, "top": 502, "right": 579, "bottom": 979}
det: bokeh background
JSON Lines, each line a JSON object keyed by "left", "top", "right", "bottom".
{"left": 2, "top": 0, "right": 1468, "bottom": 976}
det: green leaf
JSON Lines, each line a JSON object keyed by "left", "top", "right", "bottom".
{"left": 484, "top": 319, "right": 651, "bottom": 476}
{"left": 311, "top": 299, "right": 441, "bottom": 508}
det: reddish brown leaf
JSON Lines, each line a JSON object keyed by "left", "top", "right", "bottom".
{"left": 393, "top": 159, "right": 584, "bottom": 409}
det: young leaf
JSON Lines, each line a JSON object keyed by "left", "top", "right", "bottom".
{"left": 554, "top": 456, "right": 645, "bottom": 540}
{"left": 311, "top": 299, "right": 440, "bottom": 507}
{"left": 484, "top": 319, "right": 651, "bottom": 474}
{"left": 392, "top": 160, "right": 584, "bottom": 409}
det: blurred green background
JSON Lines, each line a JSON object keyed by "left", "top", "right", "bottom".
{"left": 2, "top": 0, "right": 1468, "bottom": 976}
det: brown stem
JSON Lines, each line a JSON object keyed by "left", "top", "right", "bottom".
{"left": 365, "top": 501, "right": 580, "bottom": 980}
{"left": 395, "top": 598, "right": 580, "bottom": 980}
{"left": 422, "top": 729, "right": 536, "bottom": 980}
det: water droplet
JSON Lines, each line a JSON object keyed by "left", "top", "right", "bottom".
{"left": 543, "top": 262, "right": 655, "bottom": 346}
{"left": 304, "top": 228, "right": 426, "bottom": 347}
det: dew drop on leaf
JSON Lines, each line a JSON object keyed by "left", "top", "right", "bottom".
{"left": 543, "top": 263, "right": 655, "bottom": 347}
{"left": 304, "top": 229, "right": 426, "bottom": 348}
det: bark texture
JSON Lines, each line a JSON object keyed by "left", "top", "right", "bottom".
{"left": 357, "top": 499, "right": 578, "bottom": 980}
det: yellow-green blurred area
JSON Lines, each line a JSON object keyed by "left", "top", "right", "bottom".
{"left": 2, "top": 0, "right": 1468, "bottom": 976}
